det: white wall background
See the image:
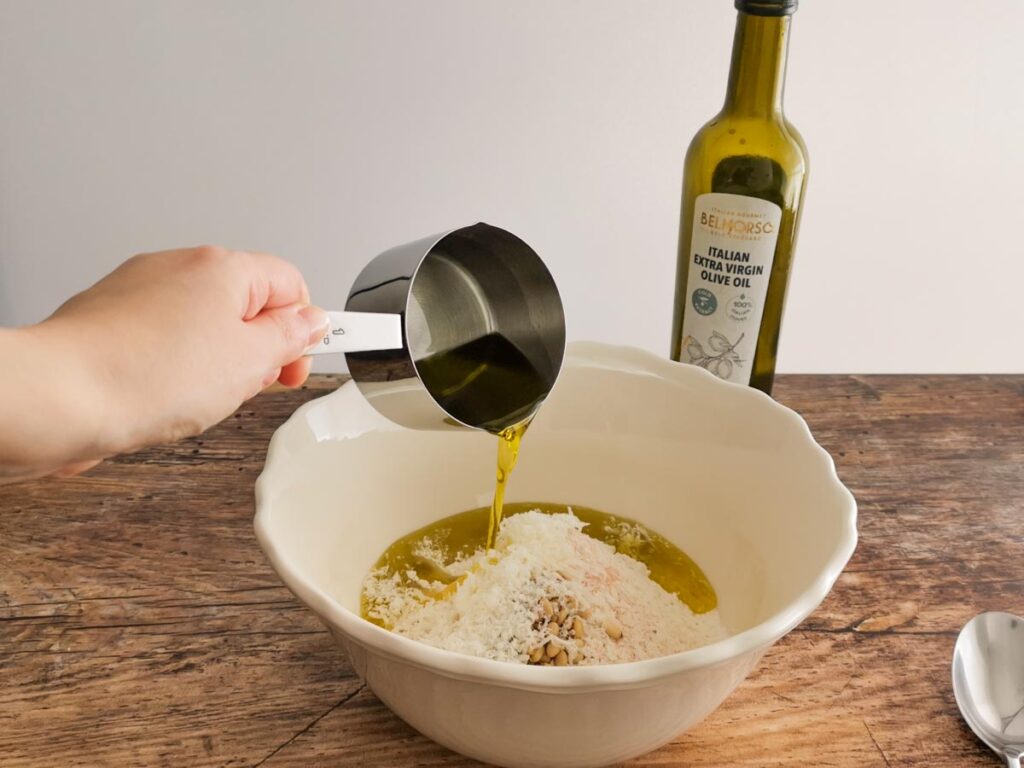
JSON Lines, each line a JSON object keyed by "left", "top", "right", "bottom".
{"left": 1, "top": 0, "right": 1021, "bottom": 373}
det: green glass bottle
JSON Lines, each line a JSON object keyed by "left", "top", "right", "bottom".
{"left": 670, "top": 0, "right": 807, "bottom": 394}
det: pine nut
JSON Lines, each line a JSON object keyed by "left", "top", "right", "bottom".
{"left": 604, "top": 617, "right": 623, "bottom": 640}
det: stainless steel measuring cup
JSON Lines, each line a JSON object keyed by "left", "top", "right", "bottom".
{"left": 308, "top": 222, "right": 565, "bottom": 433}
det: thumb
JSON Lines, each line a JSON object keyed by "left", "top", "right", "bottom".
{"left": 247, "top": 304, "right": 330, "bottom": 369}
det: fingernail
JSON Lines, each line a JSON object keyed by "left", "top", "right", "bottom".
{"left": 299, "top": 305, "right": 330, "bottom": 346}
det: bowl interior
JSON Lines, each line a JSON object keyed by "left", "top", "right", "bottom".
{"left": 257, "top": 343, "right": 855, "bottom": 649}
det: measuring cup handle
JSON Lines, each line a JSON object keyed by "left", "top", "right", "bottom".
{"left": 304, "top": 311, "right": 404, "bottom": 356}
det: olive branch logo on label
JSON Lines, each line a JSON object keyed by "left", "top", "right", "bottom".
{"left": 683, "top": 331, "right": 744, "bottom": 381}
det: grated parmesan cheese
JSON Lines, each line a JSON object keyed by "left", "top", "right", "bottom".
{"left": 363, "top": 510, "right": 727, "bottom": 665}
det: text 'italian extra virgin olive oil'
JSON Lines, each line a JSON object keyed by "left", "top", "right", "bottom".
{"left": 670, "top": 0, "right": 808, "bottom": 394}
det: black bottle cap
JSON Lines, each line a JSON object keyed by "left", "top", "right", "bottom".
{"left": 735, "top": 0, "right": 798, "bottom": 16}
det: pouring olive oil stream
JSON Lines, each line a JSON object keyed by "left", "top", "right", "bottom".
{"left": 412, "top": 332, "right": 538, "bottom": 549}
{"left": 361, "top": 332, "right": 718, "bottom": 625}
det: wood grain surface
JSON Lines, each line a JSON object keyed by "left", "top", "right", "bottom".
{"left": 1, "top": 375, "right": 1021, "bottom": 767}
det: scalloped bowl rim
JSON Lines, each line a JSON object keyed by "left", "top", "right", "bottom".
{"left": 255, "top": 341, "right": 857, "bottom": 692}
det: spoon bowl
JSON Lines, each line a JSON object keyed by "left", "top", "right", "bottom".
{"left": 953, "top": 612, "right": 1024, "bottom": 767}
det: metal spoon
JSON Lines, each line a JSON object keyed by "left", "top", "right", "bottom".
{"left": 953, "top": 612, "right": 1024, "bottom": 767}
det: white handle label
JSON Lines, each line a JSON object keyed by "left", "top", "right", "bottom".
{"left": 304, "top": 311, "right": 403, "bottom": 356}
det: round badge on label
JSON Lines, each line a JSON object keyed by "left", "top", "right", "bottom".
{"left": 726, "top": 293, "right": 755, "bottom": 322}
{"left": 692, "top": 288, "right": 717, "bottom": 316}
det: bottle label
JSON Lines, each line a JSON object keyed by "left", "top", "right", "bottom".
{"left": 680, "top": 192, "right": 782, "bottom": 385}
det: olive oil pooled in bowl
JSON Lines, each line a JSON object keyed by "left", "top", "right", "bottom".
{"left": 361, "top": 503, "right": 724, "bottom": 666}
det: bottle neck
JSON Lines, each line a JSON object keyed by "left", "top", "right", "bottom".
{"left": 722, "top": 12, "right": 791, "bottom": 118}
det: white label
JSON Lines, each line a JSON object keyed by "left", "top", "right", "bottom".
{"left": 680, "top": 192, "right": 782, "bottom": 385}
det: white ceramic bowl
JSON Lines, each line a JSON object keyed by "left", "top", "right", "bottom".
{"left": 254, "top": 342, "right": 857, "bottom": 768}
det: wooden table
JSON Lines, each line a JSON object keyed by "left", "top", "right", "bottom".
{"left": 1, "top": 375, "right": 1021, "bottom": 767}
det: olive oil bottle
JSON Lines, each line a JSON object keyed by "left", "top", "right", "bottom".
{"left": 670, "top": 0, "right": 807, "bottom": 394}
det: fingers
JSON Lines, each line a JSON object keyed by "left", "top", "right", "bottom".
{"left": 246, "top": 303, "right": 329, "bottom": 375}
{"left": 278, "top": 357, "right": 313, "bottom": 388}
{"left": 237, "top": 251, "right": 312, "bottom": 320}
{"left": 234, "top": 249, "right": 325, "bottom": 396}
{"left": 260, "top": 367, "right": 283, "bottom": 391}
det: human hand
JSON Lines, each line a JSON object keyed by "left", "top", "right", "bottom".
{"left": 2, "top": 247, "right": 328, "bottom": 480}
